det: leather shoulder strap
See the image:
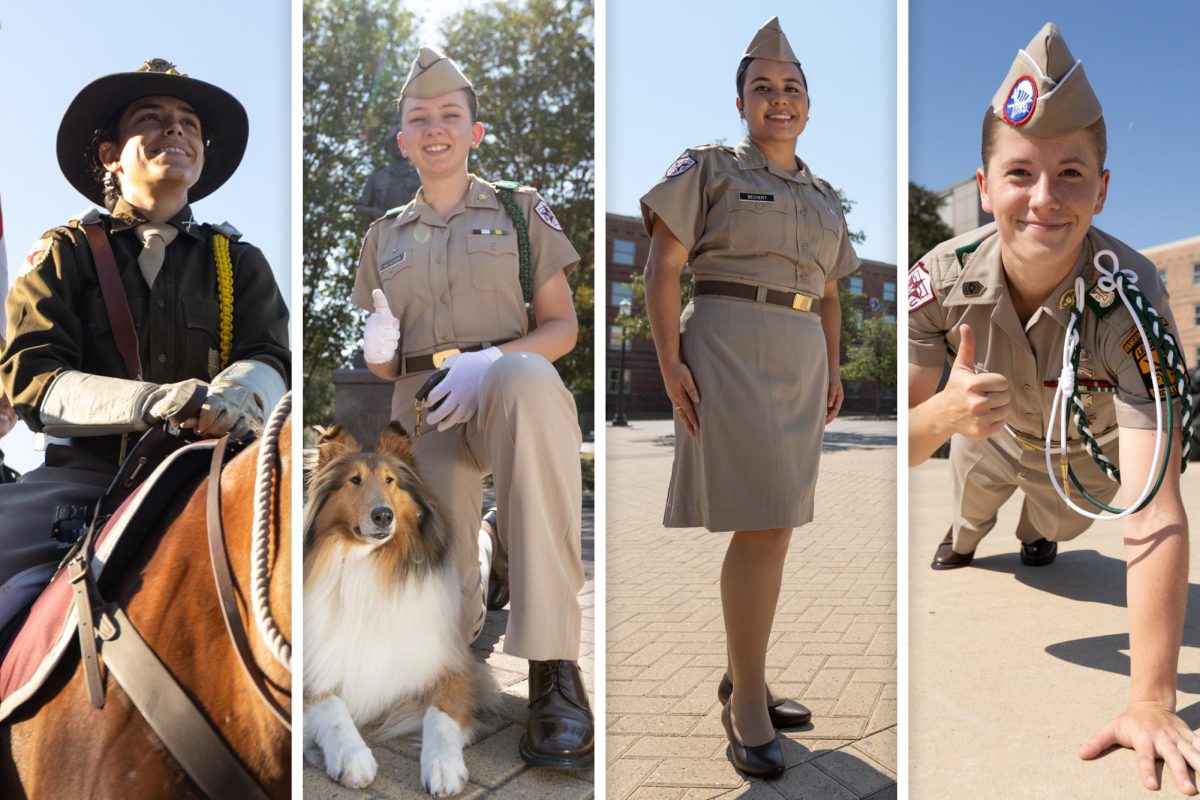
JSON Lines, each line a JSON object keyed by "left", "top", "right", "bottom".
{"left": 81, "top": 222, "right": 142, "bottom": 379}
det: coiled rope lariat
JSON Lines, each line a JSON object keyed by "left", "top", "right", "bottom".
{"left": 1046, "top": 249, "right": 1193, "bottom": 520}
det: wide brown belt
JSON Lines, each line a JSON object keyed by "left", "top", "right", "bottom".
{"left": 404, "top": 339, "right": 514, "bottom": 374}
{"left": 694, "top": 280, "right": 819, "bottom": 313}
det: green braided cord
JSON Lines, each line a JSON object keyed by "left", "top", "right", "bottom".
{"left": 1062, "top": 274, "right": 1188, "bottom": 513}
{"left": 492, "top": 181, "right": 533, "bottom": 305}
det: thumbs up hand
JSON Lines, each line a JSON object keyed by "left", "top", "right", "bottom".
{"left": 942, "top": 323, "right": 1010, "bottom": 439}
{"left": 364, "top": 289, "right": 401, "bottom": 365}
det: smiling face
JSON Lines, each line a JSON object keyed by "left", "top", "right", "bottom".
{"left": 736, "top": 58, "right": 809, "bottom": 145}
{"left": 977, "top": 123, "right": 1110, "bottom": 276}
{"left": 397, "top": 89, "right": 483, "bottom": 181}
{"left": 99, "top": 95, "right": 205, "bottom": 201}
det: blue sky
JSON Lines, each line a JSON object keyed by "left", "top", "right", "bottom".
{"left": 0, "top": 1, "right": 291, "bottom": 472}
{"left": 910, "top": 0, "right": 1200, "bottom": 251}
{"left": 606, "top": 0, "right": 897, "bottom": 265}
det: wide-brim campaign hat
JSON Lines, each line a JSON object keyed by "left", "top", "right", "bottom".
{"left": 57, "top": 58, "right": 249, "bottom": 206}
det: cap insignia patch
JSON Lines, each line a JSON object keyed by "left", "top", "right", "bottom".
{"left": 1003, "top": 75, "right": 1038, "bottom": 125}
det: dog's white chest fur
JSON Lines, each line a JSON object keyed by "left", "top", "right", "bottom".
{"left": 305, "top": 552, "right": 462, "bottom": 725}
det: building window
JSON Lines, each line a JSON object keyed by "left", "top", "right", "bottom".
{"left": 1193, "top": 263, "right": 1200, "bottom": 286}
{"left": 609, "top": 324, "right": 624, "bottom": 348}
{"left": 607, "top": 368, "right": 631, "bottom": 393}
{"left": 849, "top": 276, "right": 864, "bottom": 295}
{"left": 884, "top": 313, "right": 896, "bottom": 324}
{"left": 883, "top": 281, "right": 895, "bottom": 301}
{"left": 611, "top": 280, "right": 633, "bottom": 308}
{"left": 853, "top": 309, "right": 864, "bottom": 328}
{"left": 1193, "top": 305, "right": 1200, "bottom": 327}
{"left": 612, "top": 239, "right": 637, "bottom": 266}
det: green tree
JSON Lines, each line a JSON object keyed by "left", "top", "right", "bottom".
{"left": 909, "top": 181, "right": 953, "bottom": 269}
{"left": 302, "top": 0, "right": 417, "bottom": 426}
{"left": 442, "top": 0, "right": 595, "bottom": 404}
{"left": 841, "top": 317, "right": 897, "bottom": 415}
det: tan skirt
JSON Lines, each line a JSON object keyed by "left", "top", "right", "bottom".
{"left": 664, "top": 295, "right": 828, "bottom": 532}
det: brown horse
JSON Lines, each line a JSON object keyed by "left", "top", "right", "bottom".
{"left": 0, "top": 415, "right": 292, "bottom": 798}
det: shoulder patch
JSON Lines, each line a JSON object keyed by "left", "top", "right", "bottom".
{"left": 665, "top": 153, "right": 697, "bottom": 177}
{"left": 19, "top": 237, "right": 53, "bottom": 277}
{"left": 1120, "top": 326, "right": 1180, "bottom": 399}
{"left": 534, "top": 199, "right": 563, "bottom": 232}
{"left": 908, "top": 261, "right": 935, "bottom": 312}
{"left": 953, "top": 240, "right": 982, "bottom": 267}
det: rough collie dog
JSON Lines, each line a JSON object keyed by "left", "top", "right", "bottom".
{"left": 303, "top": 423, "right": 495, "bottom": 796}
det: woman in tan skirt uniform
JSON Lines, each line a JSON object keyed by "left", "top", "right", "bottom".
{"left": 642, "top": 18, "right": 860, "bottom": 779}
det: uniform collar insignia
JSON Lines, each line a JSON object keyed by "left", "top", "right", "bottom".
{"left": 963, "top": 280, "right": 986, "bottom": 297}
{"left": 1058, "top": 288, "right": 1075, "bottom": 309}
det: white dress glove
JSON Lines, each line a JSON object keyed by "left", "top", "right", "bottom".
{"left": 426, "top": 347, "right": 503, "bottom": 431}
{"left": 363, "top": 288, "right": 401, "bottom": 364}
{"left": 193, "top": 359, "right": 287, "bottom": 439}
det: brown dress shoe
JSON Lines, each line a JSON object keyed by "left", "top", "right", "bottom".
{"left": 721, "top": 703, "right": 784, "bottom": 779}
{"left": 482, "top": 508, "right": 509, "bottom": 610}
{"left": 931, "top": 530, "right": 974, "bottom": 570}
{"left": 1020, "top": 538, "right": 1057, "bottom": 566}
{"left": 520, "top": 660, "right": 594, "bottom": 770}
{"left": 717, "top": 674, "right": 812, "bottom": 728}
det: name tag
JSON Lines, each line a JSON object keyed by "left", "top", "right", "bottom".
{"left": 739, "top": 192, "right": 775, "bottom": 202}
{"left": 380, "top": 251, "right": 407, "bottom": 270}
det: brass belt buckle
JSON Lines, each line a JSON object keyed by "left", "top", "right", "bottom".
{"left": 792, "top": 294, "right": 814, "bottom": 312}
{"left": 431, "top": 347, "right": 461, "bottom": 369}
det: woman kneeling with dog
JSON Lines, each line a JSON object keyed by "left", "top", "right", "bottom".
{"left": 314, "top": 46, "right": 592, "bottom": 783}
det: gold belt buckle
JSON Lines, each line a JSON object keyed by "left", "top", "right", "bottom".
{"left": 792, "top": 294, "right": 814, "bottom": 312}
{"left": 431, "top": 347, "right": 461, "bottom": 368}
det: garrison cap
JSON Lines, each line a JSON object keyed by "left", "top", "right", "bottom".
{"left": 743, "top": 17, "right": 800, "bottom": 64}
{"left": 57, "top": 58, "right": 248, "bottom": 206}
{"left": 400, "top": 47, "right": 474, "bottom": 100}
{"left": 990, "top": 22, "right": 1102, "bottom": 137}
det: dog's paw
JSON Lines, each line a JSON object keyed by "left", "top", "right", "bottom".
{"left": 421, "top": 744, "right": 469, "bottom": 796}
{"left": 330, "top": 743, "right": 378, "bottom": 789}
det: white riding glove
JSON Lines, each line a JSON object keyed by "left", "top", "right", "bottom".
{"left": 425, "top": 347, "right": 503, "bottom": 432}
{"left": 363, "top": 288, "right": 401, "bottom": 364}
{"left": 193, "top": 360, "right": 287, "bottom": 439}
{"left": 146, "top": 378, "right": 209, "bottom": 426}
{"left": 40, "top": 371, "right": 163, "bottom": 436}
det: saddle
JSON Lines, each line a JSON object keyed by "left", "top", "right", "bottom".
{"left": 0, "top": 434, "right": 216, "bottom": 720}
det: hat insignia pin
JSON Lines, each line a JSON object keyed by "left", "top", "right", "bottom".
{"left": 1003, "top": 75, "right": 1037, "bottom": 125}
{"left": 139, "top": 58, "right": 186, "bottom": 77}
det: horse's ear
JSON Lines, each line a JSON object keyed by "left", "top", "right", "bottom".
{"left": 377, "top": 421, "right": 413, "bottom": 463}
{"left": 317, "top": 425, "right": 359, "bottom": 466}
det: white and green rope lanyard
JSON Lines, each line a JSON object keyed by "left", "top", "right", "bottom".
{"left": 1045, "top": 249, "right": 1193, "bottom": 519}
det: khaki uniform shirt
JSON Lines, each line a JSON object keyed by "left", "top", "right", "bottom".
{"left": 909, "top": 223, "right": 1178, "bottom": 440}
{"left": 351, "top": 174, "right": 579, "bottom": 367}
{"left": 639, "top": 137, "right": 860, "bottom": 296}
{"left": 1, "top": 198, "right": 291, "bottom": 466}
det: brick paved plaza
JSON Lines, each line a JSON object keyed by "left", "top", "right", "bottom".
{"left": 606, "top": 417, "right": 897, "bottom": 799}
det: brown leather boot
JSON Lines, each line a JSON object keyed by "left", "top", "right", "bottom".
{"left": 519, "top": 660, "right": 594, "bottom": 769}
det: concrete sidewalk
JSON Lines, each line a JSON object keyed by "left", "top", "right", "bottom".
{"left": 303, "top": 496, "right": 595, "bottom": 799}
{"left": 607, "top": 417, "right": 897, "bottom": 799}
{"left": 911, "top": 458, "right": 1200, "bottom": 798}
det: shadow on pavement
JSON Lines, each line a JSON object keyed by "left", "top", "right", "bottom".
{"left": 970, "top": 550, "right": 1200, "bottom": 710}
{"left": 822, "top": 432, "right": 897, "bottom": 452}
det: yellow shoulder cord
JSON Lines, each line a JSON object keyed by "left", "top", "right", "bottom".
{"left": 213, "top": 233, "right": 234, "bottom": 369}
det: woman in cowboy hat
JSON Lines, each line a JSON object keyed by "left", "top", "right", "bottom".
{"left": 642, "top": 17, "right": 860, "bottom": 779}
{"left": 0, "top": 58, "right": 289, "bottom": 634}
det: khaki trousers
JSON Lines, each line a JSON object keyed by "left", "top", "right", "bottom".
{"left": 949, "top": 431, "right": 1120, "bottom": 553}
{"left": 400, "top": 353, "right": 584, "bottom": 661}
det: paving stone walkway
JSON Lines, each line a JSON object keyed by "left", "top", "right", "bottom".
{"left": 606, "top": 418, "right": 897, "bottom": 800}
